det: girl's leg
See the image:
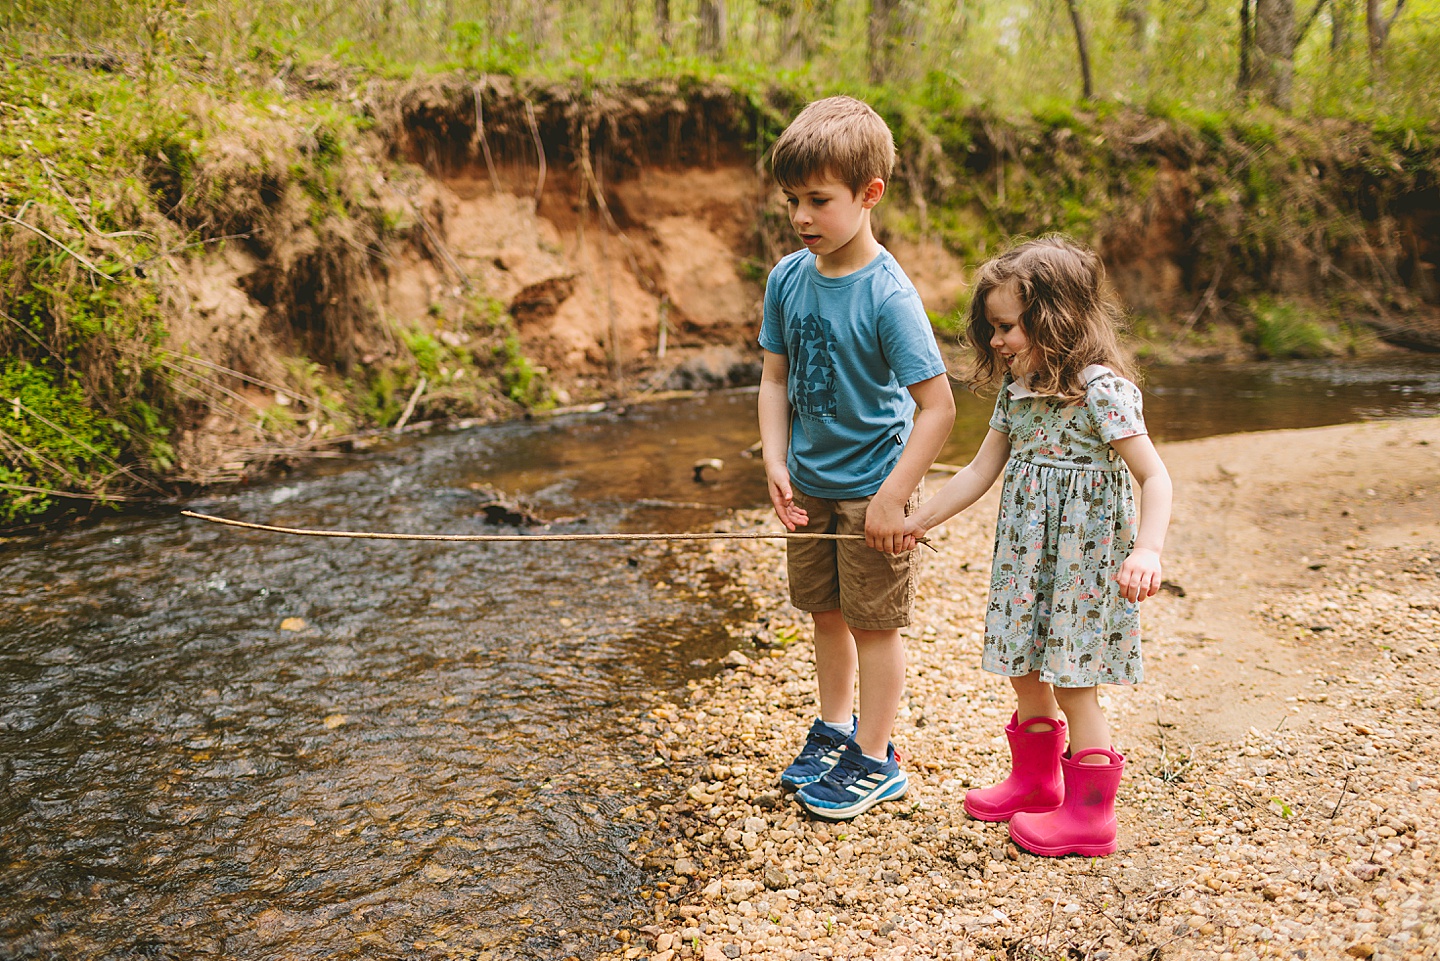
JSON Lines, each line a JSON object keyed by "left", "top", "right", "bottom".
{"left": 1053, "top": 685, "right": 1111, "bottom": 762}
{"left": 812, "top": 608, "right": 857, "bottom": 726}
{"left": 851, "top": 625, "right": 904, "bottom": 759}
{"left": 965, "top": 671, "right": 1066, "bottom": 821}
{"left": 1010, "top": 671, "right": 1060, "bottom": 728}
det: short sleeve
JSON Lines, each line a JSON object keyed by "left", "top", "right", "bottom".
{"left": 758, "top": 269, "right": 786, "bottom": 353}
{"left": 1084, "top": 374, "right": 1147, "bottom": 443}
{"left": 875, "top": 289, "right": 947, "bottom": 388}
{"left": 989, "top": 376, "right": 1012, "bottom": 433}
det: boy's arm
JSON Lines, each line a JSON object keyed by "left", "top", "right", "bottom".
{"left": 900, "top": 427, "right": 1012, "bottom": 544}
{"left": 1109, "top": 433, "right": 1172, "bottom": 603}
{"left": 867, "top": 373, "right": 956, "bottom": 553}
{"left": 759, "top": 350, "right": 808, "bottom": 531}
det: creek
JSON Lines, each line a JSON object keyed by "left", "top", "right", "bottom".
{"left": 3, "top": 355, "right": 1439, "bottom": 959}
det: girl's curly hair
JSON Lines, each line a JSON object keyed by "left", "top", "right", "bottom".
{"left": 964, "top": 234, "right": 1134, "bottom": 402}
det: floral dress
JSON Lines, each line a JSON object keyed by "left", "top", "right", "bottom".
{"left": 982, "top": 365, "right": 1146, "bottom": 687}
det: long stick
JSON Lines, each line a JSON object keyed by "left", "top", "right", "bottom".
{"left": 181, "top": 510, "right": 930, "bottom": 546}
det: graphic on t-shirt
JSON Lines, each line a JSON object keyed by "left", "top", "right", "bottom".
{"left": 791, "top": 312, "right": 837, "bottom": 418}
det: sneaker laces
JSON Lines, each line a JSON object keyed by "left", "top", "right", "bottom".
{"left": 823, "top": 747, "right": 880, "bottom": 790}
{"left": 797, "top": 726, "right": 845, "bottom": 760}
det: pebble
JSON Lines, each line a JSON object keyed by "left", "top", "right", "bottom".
{"left": 602, "top": 501, "right": 1440, "bottom": 961}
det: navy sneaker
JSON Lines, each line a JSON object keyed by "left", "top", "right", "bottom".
{"left": 779, "top": 717, "right": 853, "bottom": 791}
{"left": 796, "top": 740, "right": 908, "bottom": 821}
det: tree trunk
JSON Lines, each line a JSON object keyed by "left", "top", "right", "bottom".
{"left": 868, "top": 0, "right": 914, "bottom": 83}
{"left": 1255, "top": 0, "right": 1296, "bottom": 110}
{"left": 1118, "top": 0, "right": 1149, "bottom": 50}
{"left": 698, "top": 0, "right": 726, "bottom": 57}
{"left": 1332, "top": 0, "right": 1354, "bottom": 53}
{"left": 655, "top": 0, "right": 673, "bottom": 49}
{"left": 1366, "top": 0, "right": 1408, "bottom": 81}
{"left": 1064, "top": 0, "right": 1096, "bottom": 101}
{"left": 1238, "top": 0, "right": 1255, "bottom": 94}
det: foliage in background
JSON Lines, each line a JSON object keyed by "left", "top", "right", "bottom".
{"left": 4, "top": 0, "right": 1439, "bottom": 120}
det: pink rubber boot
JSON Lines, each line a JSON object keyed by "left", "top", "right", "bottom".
{"left": 963, "top": 713, "right": 1066, "bottom": 822}
{"left": 1009, "top": 747, "right": 1124, "bottom": 857}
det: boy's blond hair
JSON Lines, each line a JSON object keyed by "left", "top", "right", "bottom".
{"left": 770, "top": 96, "right": 896, "bottom": 195}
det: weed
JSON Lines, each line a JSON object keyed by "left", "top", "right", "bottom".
{"left": 497, "top": 335, "right": 553, "bottom": 410}
{"left": 1248, "top": 297, "right": 1334, "bottom": 359}
{"left": 0, "top": 359, "right": 124, "bottom": 522}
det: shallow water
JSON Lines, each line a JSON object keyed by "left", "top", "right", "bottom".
{"left": 3, "top": 356, "right": 1439, "bottom": 959}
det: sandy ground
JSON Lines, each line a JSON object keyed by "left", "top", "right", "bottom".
{"left": 602, "top": 416, "right": 1440, "bottom": 961}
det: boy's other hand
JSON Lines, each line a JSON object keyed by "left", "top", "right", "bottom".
{"left": 1116, "top": 548, "right": 1162, "bottom": 602}
{"left": 865, "top": 497, "right": 909, "bottom": 554}
{"left": 766, "top": 465, "right": 808, "bottom": 531}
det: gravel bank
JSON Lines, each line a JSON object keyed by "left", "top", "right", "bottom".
{"left": 602, "top": 418, "right": 1440, "bottom": 961}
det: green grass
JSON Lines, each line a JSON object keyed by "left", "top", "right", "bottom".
{"left": 1248, "top": 297, "right": 1334, "bottom": 359}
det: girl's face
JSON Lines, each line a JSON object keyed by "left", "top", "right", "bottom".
{"left": 985, "top": 282, "right": 1032, "bottom": 376}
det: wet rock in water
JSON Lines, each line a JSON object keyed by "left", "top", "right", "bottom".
{"left": 693, "top": 458, "right": 725, "bottom": 482}
{"left": 465, "top": 483, "right": 580, "bottom": 527}
{"left": 280, "top": 617, "right": 307, "bottom": 631}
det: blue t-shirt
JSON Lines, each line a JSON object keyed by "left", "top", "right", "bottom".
{"left": 759, "top": 248, "right": 947, "bottom": 499}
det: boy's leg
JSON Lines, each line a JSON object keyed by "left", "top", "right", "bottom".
{"left": 832, "top": 490, "right": 920, "bottom": 757}
{"left": 1054, "top": 685, "right": 1111, "bottom": 761}
{"left": 793, "top": 494, "right": 917, "bottom": 820}
{"left": 779, "top": 494, "right": 857, "bottom": 790}
{"left": 851, "top": 625, "right": 904, "bottom": 759}
{"left": 812, "top": 608, "right": 857, "bottom": 725}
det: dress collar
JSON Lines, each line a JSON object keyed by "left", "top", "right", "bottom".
{"left": 1006, "top": 364, "right": 1112, "bottom": 400}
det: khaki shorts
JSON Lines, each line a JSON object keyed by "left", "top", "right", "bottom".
{"left": 786, "top": 487, "right": 922, "bottom": 631}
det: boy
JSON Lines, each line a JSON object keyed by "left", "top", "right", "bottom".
{"left": 758, "top": 96, "right": 955, "bottom": 820}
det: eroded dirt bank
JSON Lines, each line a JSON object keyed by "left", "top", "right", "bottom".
{"left": 9, "top": 64, "right": 1440, "bottom": 525}
{"left": 606, "top": 417, "right": 1440, "bottom": 961}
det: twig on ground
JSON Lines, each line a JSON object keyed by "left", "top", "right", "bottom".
{"left": 1329, "top": 774, "right": 1351, "bottom": 819}
{"left": 0, "top": 480, "right": 149, "bottom": 503}
{"left": 393, "top": 377, "right": 428, "bottom": 434}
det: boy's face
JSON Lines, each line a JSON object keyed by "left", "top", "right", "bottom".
{"left": 781, "top": 172, "right": 884, "bottom": 273}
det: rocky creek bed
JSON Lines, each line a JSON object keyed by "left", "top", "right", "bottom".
{"left": 600, "top": 417, "right": 1440, "bottom": 961}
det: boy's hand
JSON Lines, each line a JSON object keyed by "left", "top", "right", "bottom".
{"left": 865, "top": 496, "right": 910, "bottom": 554}
{"left": 766, "top": 464, "right": 808, "bottom": 531}
{"left": 1116, "top": 548, "right": 1162, "bottom": 602}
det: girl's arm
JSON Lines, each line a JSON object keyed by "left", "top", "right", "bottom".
{"left": 758, "top": 350, "right": 808, "bottom": 531}
{"left": 899, "top": 427, "right": 1012, "bottom": 546}
{"left": 1109, "top": 433, "right": 1173, "bottom": 603}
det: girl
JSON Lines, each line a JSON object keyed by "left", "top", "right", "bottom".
{"left": 901, "top": 235, "right": 1172, "bottom": 857}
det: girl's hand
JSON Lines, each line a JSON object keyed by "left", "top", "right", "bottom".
{"left": 1116, "top": 548, "right": 1163, "bottom": 602}
{"left": 766, "top": 464, "right": 808, "bottom": 531}
{"left": 899, "top": 515, "right": 929, "bottom": 553}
